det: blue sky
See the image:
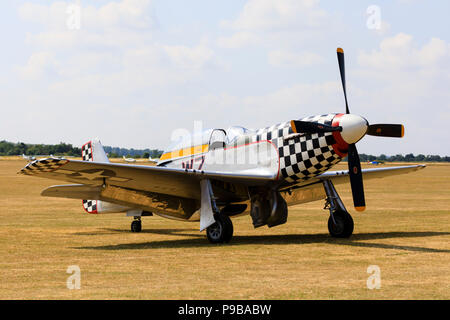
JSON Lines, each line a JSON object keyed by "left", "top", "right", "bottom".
{"left": 1, "top": 0, "right": 449, "bottom": 155}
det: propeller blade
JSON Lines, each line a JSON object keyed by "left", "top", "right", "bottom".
{"left": 367, "top": 124, "right": 404, "bottom": 138}
{"left": 291, "top": 120, "right": 342, "bottom": 134}
{"left": 347, "top": 143, "right": 366, "bottom": 211}
{"left": 337, "top": 48, "right": 350, "bottom": 114}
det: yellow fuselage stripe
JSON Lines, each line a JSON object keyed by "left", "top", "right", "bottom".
{"left": 159, "top": 144, "right": 209, "bottom": 161}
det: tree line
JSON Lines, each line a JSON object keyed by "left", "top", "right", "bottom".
{"left": 350, "top": 153, "right": 450, "bottom": 162}
{"left": 0, "top": 140, "right": 448, "bottom": 162}
{"left": 0, "top": 141, "right": 163, "bottom": 159}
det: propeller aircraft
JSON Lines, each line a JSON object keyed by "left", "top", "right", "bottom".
{"left": 22, "top": 154, "right": 36, "bottom": 162}
{"left": 19, "top": 48, "right": 425, "bottom": 243}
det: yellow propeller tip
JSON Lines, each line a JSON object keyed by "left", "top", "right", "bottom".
{"left": 401, "top": 125, "right": 405, "bottom": 138}
{"left": 290, "top": 120, "right": 298, "bottom": 133}
{"left": 337, "top": 48, "right": 344, "bottom": 53}
{"left": 355, "top": 206, "right": 366, "bottom": 212}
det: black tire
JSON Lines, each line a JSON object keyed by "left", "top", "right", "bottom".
{"left": 206, "top": 214, "right": 233, "bottom": 244}
{"left": 328, "top": 211, "right": 354, "bottom": 238}
{"left": 131, "top": 220, "right": 142, "bottom": 233}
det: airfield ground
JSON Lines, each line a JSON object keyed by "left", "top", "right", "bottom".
{"left": 0, "top": 158, "right": 448, "bottom": 299}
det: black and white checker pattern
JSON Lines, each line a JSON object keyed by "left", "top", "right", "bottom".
{"left": 81, "top": 141, "right": 97, "bottom": 213}
{"left": 248, "top": 114, "right": 342, "bottom": 183}
{"left": 82, "top": 199, "right": 98, "bottom": 214}
{"left": 81, "top": 142, "right": 93, "bottom": 161}
{"left": 21, "top": 158, "right": 68, "bottom": 175}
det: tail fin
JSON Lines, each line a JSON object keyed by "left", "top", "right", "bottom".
{"left": 82, "top": 139, "right": 108, "bottom": 214}
{"left": 81, "top": 139, "right": 109, "bottom": 163}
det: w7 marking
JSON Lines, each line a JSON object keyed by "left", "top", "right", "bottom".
{"left": 182, "top": 156, "right": 205, "bottom": 170}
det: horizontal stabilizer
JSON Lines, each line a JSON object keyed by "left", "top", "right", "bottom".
{"left": 41, "top": 184, "right": 102, "bottom": 200}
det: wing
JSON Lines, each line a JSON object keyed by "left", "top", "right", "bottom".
{"left": 279, "top": 164, "right": 426, "bottom": 205}
{"left": 319, "top": 164, "right": 426, "bottom": 185}
{"left": 18, "top": 158, "right": 278, "bottom": 200}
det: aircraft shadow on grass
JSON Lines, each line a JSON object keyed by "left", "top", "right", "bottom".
{"left": 75, "top": 230, "right": 450, "bottom": 253}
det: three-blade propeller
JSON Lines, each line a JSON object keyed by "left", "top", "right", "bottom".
{"left": 336, "top": 47, "right": 404, "bottom": 211}
{"left": 289, "top": 48, "right": 405, "bottom": 212}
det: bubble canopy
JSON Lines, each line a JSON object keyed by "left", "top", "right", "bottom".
{"left": 226, "top": 126, "right": 254, "bottom": 143}
{"left": 164, "top": 126, "right": 254, "bottom": 152}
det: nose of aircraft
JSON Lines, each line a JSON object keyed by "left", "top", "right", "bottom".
{"left": 338, "top": 114, "right": 368, "bottom": 144}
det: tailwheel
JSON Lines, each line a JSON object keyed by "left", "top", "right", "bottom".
{"left": 206, "top": 213, "right": 233, "bottom": 244}
{"left": 131, "top": 218, "right": 142, "bottom": 233}
{"left": 328, "top": 211, "right": 354, "bottom": 238}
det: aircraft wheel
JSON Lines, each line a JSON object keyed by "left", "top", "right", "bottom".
{"left": 328, "top": 211, "right": 354, "bottom": 238}
{"left": 206, "top": 214, "right": 233, "bottom": 244}
{"left": 131, "top": 220, "right": 142, "bottom": 233}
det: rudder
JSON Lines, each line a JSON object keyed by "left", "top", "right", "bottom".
{"left": 82, "top": 139, "right": 108, "bottom": 214}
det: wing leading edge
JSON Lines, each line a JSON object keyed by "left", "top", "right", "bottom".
{"left": 18, "top": 158, "right": 278, "bottom": 200}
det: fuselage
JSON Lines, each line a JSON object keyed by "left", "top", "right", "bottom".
{"left": 158, "top": 113, "right": 358, "bottom": 187}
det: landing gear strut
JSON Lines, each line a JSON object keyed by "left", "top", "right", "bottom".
{"left": 200, "top": 179, "right": 234, "bottom": 244}
{"left": 323, "top": 180, "right": 354, "bottom": 238}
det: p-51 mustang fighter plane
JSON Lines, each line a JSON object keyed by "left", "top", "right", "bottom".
{"left": 19, "top": 48, "right": 425, "bottom": 243}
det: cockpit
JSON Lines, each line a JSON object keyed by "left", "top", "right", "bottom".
{"left": 163, "top": 126, "right": 254, "bottom": 154}
{"left": 226, "top": 126, "right": 254, "bottom": 144}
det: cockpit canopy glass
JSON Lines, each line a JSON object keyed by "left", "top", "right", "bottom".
{"left": 226, "top": 126, "right": 254, "bottom": 144}
{"left": 164, "top": 126, "right": 254, "bottom": 153}
{"left": 164, "top": 129, "right": 213, "bottom": 152}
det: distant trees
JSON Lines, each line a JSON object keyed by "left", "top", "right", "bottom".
{"left": 103, "top": 146, "right": 163, "bottom": 158}
{"left": 0, "top": 140, "right": 448, "bottom": 161}
{"left": 0, "top": 141, "right": 81, "bottom": 156}
{"left": 352, "top": 153, "right": 450, "bottom": 162}
{"left": 0, "top": 140, "right": 164, "bottom": 159}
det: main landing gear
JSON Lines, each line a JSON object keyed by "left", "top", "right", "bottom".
{"left": 200, "top": 179, "right": 235, "bottom": 244}
{"left": 206, "top": 212, "right": 234, "bottom": 244}
{"left": 322, "top": 180, "right": 354, "bottom": 238}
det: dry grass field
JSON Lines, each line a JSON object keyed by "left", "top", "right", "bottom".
{"left": 0, "top": 157, "right": 449, "bottom": 300}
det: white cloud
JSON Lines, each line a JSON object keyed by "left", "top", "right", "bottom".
{"left": 86, "top": 0, "right": 155, "bottom": 29}
{"left": 16, "top": 0, "right": 220, "bottom": 86}
{"left": 163, "top": 45, "right": 215, "bottom": 69}
{"left": 358, "top": 33, "right": 450, "bottom": 73}
{"left": 222, "top": 0, "right": 327, "bottom": 31}
{"left": 217, "top": 31, "right": 259, "bottom": 49}
{"left": 9, "top": 0, "right": 223, "bottom": 150}
{"left": 19, "top": 0, "right": 155, "bottom": 31}
{"left": 352, "top": 33, "right": 450, "bottom": 155}
{"left": 218, "top": 0, "right": 329, "bottom": 48}
{"left": 268, "top": 50, "right": 324, "bottom": 67}
{"left": 18, "top": 0, "right": 156, "bottom": 49}
{"left": 187, "top": 81, "right": 342, "bottom": 131}
{"left": 18, "top": 51, "right": 58, "bottom": 80}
